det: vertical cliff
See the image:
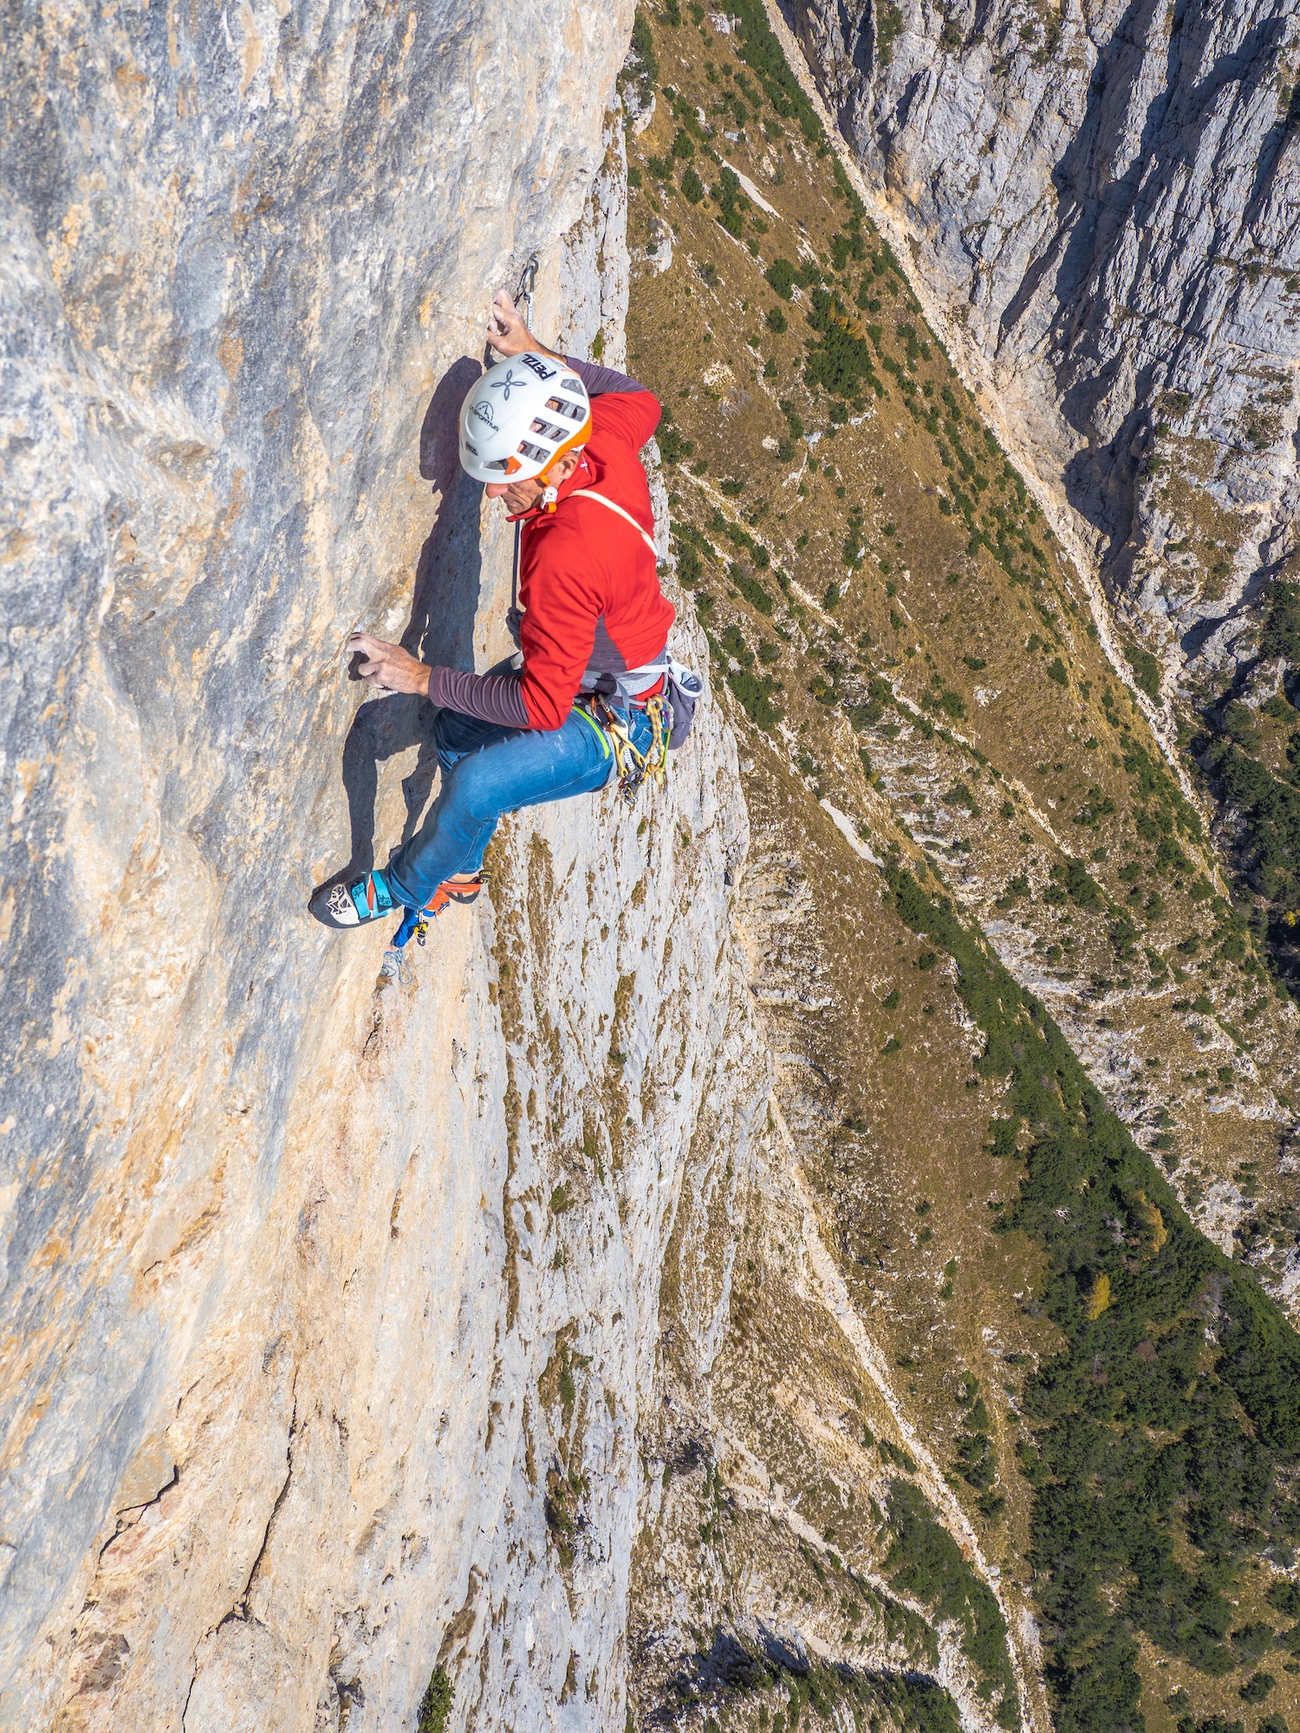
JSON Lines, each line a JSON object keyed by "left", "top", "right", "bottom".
{"left": 8, "top": 3, "right": 1300, "bottom": 1731}
{"left": 0, "top": 5, "right": 766, "bottom": 1728}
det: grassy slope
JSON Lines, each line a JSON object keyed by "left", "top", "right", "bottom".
{"left": 621, "top": 7, "right": 1300, "bottom": 1731}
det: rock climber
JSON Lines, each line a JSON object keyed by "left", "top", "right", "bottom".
{"left": 310, "top": 289, "right": 697, "bottom": 956}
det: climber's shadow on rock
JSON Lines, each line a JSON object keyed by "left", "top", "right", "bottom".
{"left": 410, "top": 355, "right": 486, "bottom": 670}
{"left": 316, "top": 356, "right": 486, "bottom": 896}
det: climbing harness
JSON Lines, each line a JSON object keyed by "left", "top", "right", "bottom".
{"left": 577, "top": 691, "right": 671, "bottom": 809}
{"left": 566, "top": 488, "right": 705, "bottom": 747}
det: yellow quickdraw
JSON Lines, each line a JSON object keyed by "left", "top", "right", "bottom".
{"left": 581, "top": 693, "right": 670, "bottom": 809}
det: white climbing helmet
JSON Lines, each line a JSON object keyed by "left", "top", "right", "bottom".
{"left": 458, "top": 352, "right": 592, "bottom": 485}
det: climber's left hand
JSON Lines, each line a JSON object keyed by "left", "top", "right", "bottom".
{"left": 347, "top": 634, "right": 431, "bottom": 696}
{"left": 486, "top": 289, "right": 535, "bottom": 357}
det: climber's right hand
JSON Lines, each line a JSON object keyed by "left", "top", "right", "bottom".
{"left": 347, "top": 634, "right": 431, "bottom": 697}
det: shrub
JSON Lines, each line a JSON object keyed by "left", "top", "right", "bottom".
{"left": 765, "top": 304, "right": 788, "bottom": 333}
{"left": 1127, "top": 643, "right": 1162, "bottom": 700}
{"left": 680, "top": 165, "right": 705, "bottom": 203}
{"left": 779, "top": 398, "right": 804, "bottom": 439}
{"left": 876, "top": 0, "right": 903, "bottom": 65}
{"left": 765, "top": 256, "right": 796, "bottom": 299}
{"left": 656, "top": 425, "right": 693, "bottom": 464}
{"left": 924, "top": 687, "right": 967, "bottom": 721}
{"left": 803, "top": 286, "right": 886, "bottom": 400}
{"left": 1221, "top": 701, "right": 1263, "bottom": 753}
{"left": 726, "top": 663, "right": 781, "bottom": 729}
{"left": 885, "top": 1482, "right": 1014, "bottom": 1692}
{"left": 623, "top": 9, "right": 658, "bottom": 107}
{"left": 1049, "top": 858, "right": 1103, "bottom": 909}
{"left": 729, "top": 0, "right": 826, "bottom": 145}
{"left": 729, "top": 562, "right": 774, "bottom": 614}
{"left": 713, "top": 166, "right": 747, "bottom": 238}
{"left": 1240, "top": 1673, "right": 1276, "bottom": 1704}
{"left": 1261, "top": 578, "right": 1300, "bottom": 660}
{"left": 417, "top": 1667, "right": 454, "bottom": 1733}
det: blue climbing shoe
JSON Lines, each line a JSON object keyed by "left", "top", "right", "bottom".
{"left": 310, "top": 869, "right": 398, "bottom": 930}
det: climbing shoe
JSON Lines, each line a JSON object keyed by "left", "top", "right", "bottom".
{"left": 417, "top": 875, "right": 484, "bottom": 924}
{"left": 310, "top": 869, "right": 398, "bottom": 930}
{"left": 398, "top": 875, "right": 487, "bottom": 948}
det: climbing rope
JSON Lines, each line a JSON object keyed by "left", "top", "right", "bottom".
{"left": 584, "top": 692, "right": 670, "bottom": 808}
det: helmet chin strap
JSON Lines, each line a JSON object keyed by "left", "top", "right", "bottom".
{"left": 541, "top": 484, "right": 558, "bottom": 513}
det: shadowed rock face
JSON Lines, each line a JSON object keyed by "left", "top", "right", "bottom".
{"left": 785, "top": 0, "right": 1300, "bottom": 674}
{"left": 0, "top": 6, "right": 769, "bottom": 1729}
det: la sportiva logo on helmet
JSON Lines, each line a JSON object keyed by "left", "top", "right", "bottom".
{"left": 519, "top": 354, "right": 557, "bottom": 381}
{"left": 471, "top": 400, "right": 499, "bottom": 432}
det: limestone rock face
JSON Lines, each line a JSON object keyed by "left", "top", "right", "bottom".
{"left": 0, "top": 6, "right": 761, "bottom": 1728}
{"left": 786, "top": 0, "right": 1300, "bottom": 674}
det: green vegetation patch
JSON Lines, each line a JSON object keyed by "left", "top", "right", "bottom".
{"left": 622, "top": 8, "right": 658, "bottom": 107}
{"left": 709, "top": 619, "right": 782, "bottom": 730}
{"left": 1260, "top": 576, "right": 1300, "bottom": 660}
{"left": 1120, "top": 735, "right": 1202, "bottom": 840}
{"left": 1185, "top": 578, "right": 1300, "bottom": 983}
{"left": 728, "top": 0, "right": 826, "bottom": 145}
{"left": 803, "top": 288, "right": 886, "bottom": 400}
{"left": 886, "top": 1481, "right": 1018, "bottom": 1721}
{"left": 886, "top": 865, "right": 1300, "bottom": 1733}
{"left": 1200, "top": 732, "right": 1300, "bottom": 905}
{"left": 1126, "top": 642, "right": 1163, "bottom": 701}
{"left": 417, "top": 1666, "right": 453, "bottom": 1733}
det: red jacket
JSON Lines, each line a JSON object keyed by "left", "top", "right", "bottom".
{"left": 514, "top": 386, "right": 675, "bottom": 730}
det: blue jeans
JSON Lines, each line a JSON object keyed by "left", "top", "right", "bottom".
{"left": 383, "top": 702, "right": 651, "bottom": 910}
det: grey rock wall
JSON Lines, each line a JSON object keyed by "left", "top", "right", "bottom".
{"left": 0, "top": 4, "right": 763, "bottom": 1728}
{"left": 784, "top": 0, "right": 1300, "bottom": 680}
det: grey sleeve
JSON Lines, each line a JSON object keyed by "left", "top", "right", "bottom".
{"left": 563, "top": 356, "right": 649, "bottom": 396}
{"left": 427, "top": 666, "right": 531, "bottom": 729}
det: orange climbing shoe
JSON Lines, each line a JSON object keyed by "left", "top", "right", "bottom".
{"left": 386, "top": 875, "right": 486, "bottom": 954}
{"left": 419, "top": 875, "right": 485, "bottom": 921}
{"left": 376, "top": 875, "right": 487, "bottom": 990}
